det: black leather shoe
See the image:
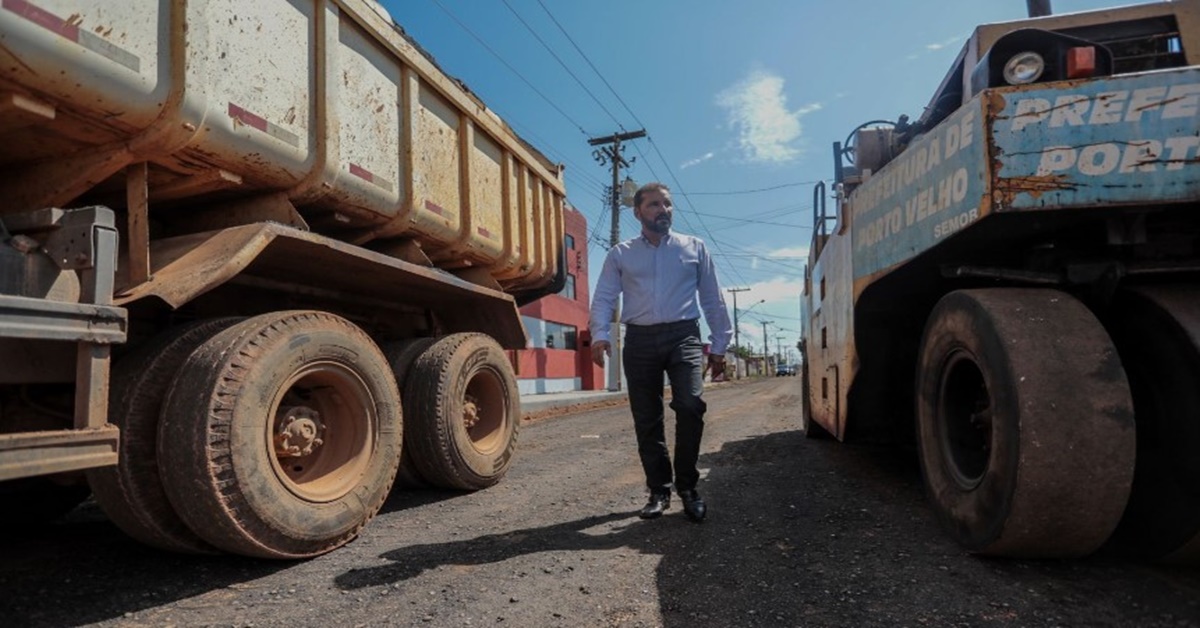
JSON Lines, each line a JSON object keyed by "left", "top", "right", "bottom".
{"left": 639, "top": 493, "right": 671, "bottom": 519}
{"left": 678, "top": 489, "right": 706, "bottom": 522}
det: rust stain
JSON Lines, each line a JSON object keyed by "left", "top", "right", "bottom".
{"left": 987, "top": 92, "right": 1009, "bottom": 210}
{"left": 993, "top": 174, "right": 1077, "bottom": 206}
{"left": 988, "top": 79, "right": 1094, "bottom": 120}
{"left": 0, "top": 42, "right": 38, "bottom": 76}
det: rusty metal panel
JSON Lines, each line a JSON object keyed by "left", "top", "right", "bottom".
{"left": 0, "top": 294, "right": 125, "bottom": 343}
{"left": 990, "top": 67, "right": 1200, "bottom": 210}
{"left": 0, "top": 427, "right": 119, "bottom": 480}
{"left": 497, "top": 153, "right": 522, "bottom": 273}
{"left": 114, "top": 223, "right": 529, "bottom": 348}
{"left": 332, "top": 7, "right": 405, "bottom": 219}
{"left": 0, "top": 0, "right": 564, "bottom": 291}
{"left": 0, "top": 0, "right": 166, "bottom": 131}
{"left": 468, "top": 128, "right": 505, "bottom": 262}
{"left": 849, "top": 99, "right": 989, "bottom": 285}
{"left": 188, "top": 0, "right": 314, "bottom": 186}
{"left": 411, "top": 82, "right": 463, "bottom": 246}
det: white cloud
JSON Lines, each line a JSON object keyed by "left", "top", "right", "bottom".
{"left": 680, "top": 152, "right": 715, "bottom": 170}
{"left": 739, "top": 246, "right": 809, "bottom": 274}
{"left": 764, "top": 245, "right": 809, "bottom": 259}
{"left": 926, "top": 36, "right": 961, "bottom": 51}
{"left": 729, "top": 275, "right": 805, "bottom": 348}
{"left": 745, "top": 276, "right": 803, "bottom": 307}
{"left": 716, "top": 70, "right": 819, "bottom": 164}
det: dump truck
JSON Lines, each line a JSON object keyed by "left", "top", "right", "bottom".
{"left": 800, "top": 0, "right": 1200, "bottom": 561}
{"left": 0, "top": 0, "right": 566, "bottom": 559}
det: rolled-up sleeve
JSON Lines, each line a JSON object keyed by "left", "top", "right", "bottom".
{"left": 696, "top": 241, "right": 733, "bottom": 355}
{"left": 589, "top": 249, "right": 621, "bottom": 345}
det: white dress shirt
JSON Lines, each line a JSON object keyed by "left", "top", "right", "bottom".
{"left": 589, "top": 231, "right": 734, "bottom": 355}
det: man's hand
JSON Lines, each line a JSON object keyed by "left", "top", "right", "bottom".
{"left": 708, "top": 354, "right": 726, "bottom": 382}
{"left": 591, "top": 340, "right": 610, "bottom": 366}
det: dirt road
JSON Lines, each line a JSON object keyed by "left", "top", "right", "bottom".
{"left": 2, "top": 377, "right": 1198, "bottom": 627}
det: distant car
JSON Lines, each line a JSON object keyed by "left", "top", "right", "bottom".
{"left": 775, "top": 365, "right": 795, "bottom": 377}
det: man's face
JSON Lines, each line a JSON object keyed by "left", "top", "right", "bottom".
{"left": 635, "top": 189, "right": 673, "bottom": 234}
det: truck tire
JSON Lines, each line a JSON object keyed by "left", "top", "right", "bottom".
{"left": 88, "top": 318, "right": 239, "bottom": 554}
{"left": 1105, "top": 286, "right": 1200, "bottom": 562}
{"left": 384, "top": 337, "right": 438, "bottom": 489}
{"left": 158, "top": 311, "right": 402, "bottom": 559}
{"left": 405, "top": 333, "right": 519, "bottom": 490}
{"left": 916, "top": 289, "right": 1135, "bottom": 558}
{"left": 800, "top": 359, "right": 831, "bottom": 440}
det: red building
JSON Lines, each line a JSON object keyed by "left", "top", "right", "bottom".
{"left": 516, "top": 205, "right": 604, "bottom": 393}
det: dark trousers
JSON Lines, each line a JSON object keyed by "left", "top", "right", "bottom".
{"left": 622, "top": 319, "right": 707, "bottom": 495}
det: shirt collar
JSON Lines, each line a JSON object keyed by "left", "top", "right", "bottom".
{"left": 639, "top": 230, "right": 673, "bottom": 246}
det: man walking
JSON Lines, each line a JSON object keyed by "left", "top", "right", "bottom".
{"left": 589, "top": 182, "right": 734, "bottom": 522}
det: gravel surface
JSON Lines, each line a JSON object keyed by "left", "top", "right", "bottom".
{"left": 1, "top": 377, "right": 1198, "bottom": 627}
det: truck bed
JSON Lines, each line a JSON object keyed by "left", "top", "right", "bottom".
{"left": 0, "top": 0, "right": 563, "bottom": 292}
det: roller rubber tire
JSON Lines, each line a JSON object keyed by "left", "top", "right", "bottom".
{"left": 916, "top": 289, "right": 1135, "bottom": 558}
{"left": 1105, "top": 286, "right": 1200, "bottom": 562}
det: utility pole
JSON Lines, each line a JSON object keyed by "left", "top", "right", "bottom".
{"left": 590, "top": 129, "right": 646, "bottom": 392}
{"left": 726, "top": 287, "right": 749, "bottom": 379}
{"left": 761, "top": 320, "right": 773, "bottom": 375}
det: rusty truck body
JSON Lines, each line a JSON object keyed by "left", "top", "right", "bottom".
{"left": 801, "top": 0, "right": 1200, "bottom": 560}
{"left": 0, "top": 0, "right": 566, "bottom": 558}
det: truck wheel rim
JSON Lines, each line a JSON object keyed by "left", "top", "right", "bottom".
{"left": 938, "top": 350, "right": 992, "bottom": 490}
{"left": 268, "top": 362, "right": 375, "bottom": 502}
{"left": 464, "top": 367, "right": 506, "bottom": 454}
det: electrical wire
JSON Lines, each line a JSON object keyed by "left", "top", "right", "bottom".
{"left": 427, "top": 0, "right": 591, "bottom": 136}
{"left": 500, "top": 0, "right": 626, "bottom": 131}
{"left": 536, "top": 0, "right": 646, "bottom": 130}
{"left": 686, "top": 180, "right": 825, "bottom": 196}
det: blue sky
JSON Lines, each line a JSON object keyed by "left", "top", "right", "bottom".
{"left": 378, "top": 0, "right": 1156, "bottom": 358}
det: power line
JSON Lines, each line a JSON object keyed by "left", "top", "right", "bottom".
{"left": 537, "top": 0, "right": 646, "bottom": 129}
{"left": 690, "top": 211, "right": 808, "bottom": 229}
{"left": 533, "top": 0, "right": 753, "bottom": 290}
{"left": 506, "top": 119, "right": 610, "bottom": 191}
{"left": 427, "top": 0, "right": 590, "bottom": 136}
{"left": 644, "top": 137, "right": 754, "bottom": 287}
{"left": 716, "top": 253, "right": 805, "bottom": 261}
{"left": 686, "top": 180, "right": 825, "bottom": 196}
{"left": 500, "top": 0, "right": 626, "bottom": 131}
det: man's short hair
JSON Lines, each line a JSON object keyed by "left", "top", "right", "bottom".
{"left": 634, "top": 182, "right": 671, "bottom": 210}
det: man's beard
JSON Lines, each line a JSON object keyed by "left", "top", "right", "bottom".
{"left": 644, "top": 215, "right": 671, "bottom": 234}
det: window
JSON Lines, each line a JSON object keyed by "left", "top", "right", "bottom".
{"left": 565, "top": 234, "right": 576, "bottom": 250}
{"left": 544, "top": 322, "right": 577, "bottom": 350}
{"left": 561, "top": 273, "right": 576, "bottom": 300}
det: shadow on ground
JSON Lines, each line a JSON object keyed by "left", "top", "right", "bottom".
{"left": 336, "top": 429, "right": 1200, "bottom": 627}
{"left": 0, "top": 481, "right": 465, "bottom": 627}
